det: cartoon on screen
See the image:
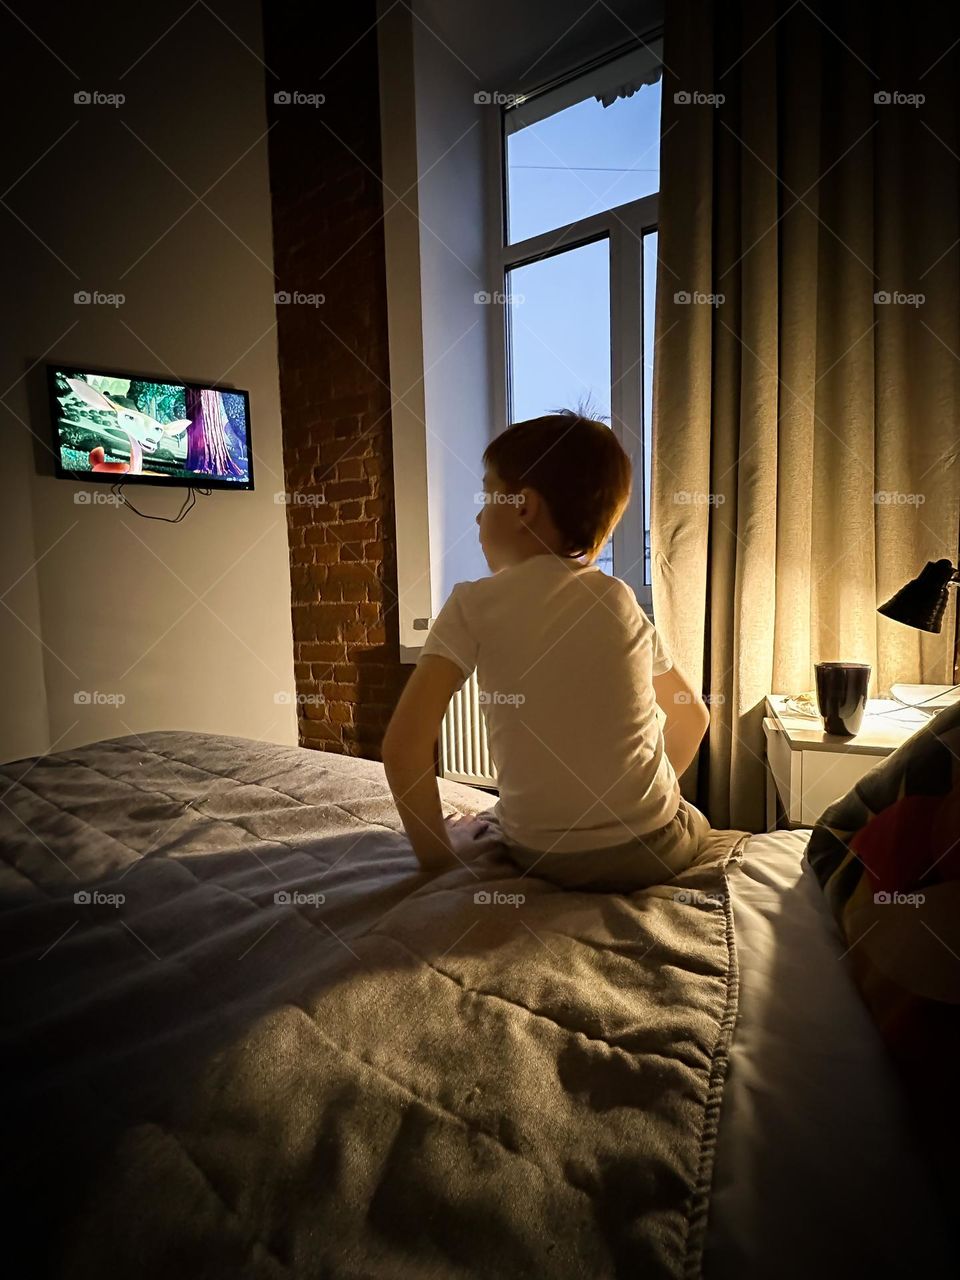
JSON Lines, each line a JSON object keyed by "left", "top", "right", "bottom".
{"left": 52, "top": 371, "right": 250, "bottom": 483}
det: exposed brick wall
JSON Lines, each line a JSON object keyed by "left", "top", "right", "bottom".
{"left": 263, "top": 0, "right": 410, "bottom": 757}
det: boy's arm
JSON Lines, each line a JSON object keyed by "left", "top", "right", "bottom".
{"left": 652, "top": 664, "right": 710, "bottom": 778}
{"left": 382, "top": 654, "right": 476, "bottom": 871}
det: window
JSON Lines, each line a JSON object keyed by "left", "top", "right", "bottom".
{"left": 495, "top": 39, "right": 662, "bottom": 604}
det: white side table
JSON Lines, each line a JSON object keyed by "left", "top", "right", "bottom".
{"left": 763, "top": 694, "right": 928, "bottom": 831}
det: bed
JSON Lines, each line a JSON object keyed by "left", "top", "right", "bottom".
{"left": 0, "top": 732, "right": 949, "bottom": 1278}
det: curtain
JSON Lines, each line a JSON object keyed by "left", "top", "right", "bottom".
{"left": 652, "top": 0, "right": 960, "bottom": 831}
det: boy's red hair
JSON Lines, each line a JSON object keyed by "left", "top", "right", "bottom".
{"left": 483, "top": 410, "right": 632, "bottom": 565}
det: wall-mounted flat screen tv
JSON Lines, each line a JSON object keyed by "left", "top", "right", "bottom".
{"left": 48, "top": 364, "right": 254, "bottom": 490}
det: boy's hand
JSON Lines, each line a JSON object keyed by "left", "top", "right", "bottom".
{"left": 444, "top": 813, "right": 499, "bottom": 858}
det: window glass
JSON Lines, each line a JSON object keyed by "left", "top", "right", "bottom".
{"left": 505, "top": 46, "right": 661, "bottom": 244}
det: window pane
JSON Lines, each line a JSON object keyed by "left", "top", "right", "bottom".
{"left": 642, "top": 229, "right": 658, "bottom": 586}
{"left": 507, "top": 239, "right": 610, "bottom": 423}
{"left": 506, "top": 238, "right": 613, "bottom": 570}
{"left": 505, "top": 56, "right": 661, "bottom": 244}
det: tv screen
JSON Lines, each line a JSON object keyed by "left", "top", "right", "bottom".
{"left": 48, "top": 365, "right": 254, "bottom": 490}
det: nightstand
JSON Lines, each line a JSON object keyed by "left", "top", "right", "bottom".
{"left": 763, "top": 694, "right": 929, "bottom": 831}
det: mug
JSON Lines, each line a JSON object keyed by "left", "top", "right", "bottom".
{"left": 814, "top": 662, "right": 871, "bottom": 737}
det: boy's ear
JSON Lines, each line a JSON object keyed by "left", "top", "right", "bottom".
{"left": 516, "top": 486, "right": 537, "bottom": 521}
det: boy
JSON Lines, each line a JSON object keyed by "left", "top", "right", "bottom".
{"left": 382, "top": 410, "right": 711, "bottom": 892}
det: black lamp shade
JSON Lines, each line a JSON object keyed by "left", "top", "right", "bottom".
{"left": 877, "top": 558, "right": 957, "bottom": 633}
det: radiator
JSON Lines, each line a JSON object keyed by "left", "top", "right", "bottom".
{"left": 440, "top": 669, "right": 498, "bottom": 787}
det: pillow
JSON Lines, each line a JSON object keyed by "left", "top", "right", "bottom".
{"left": 806, "top": 699, "right": 960, "bottom": 1205}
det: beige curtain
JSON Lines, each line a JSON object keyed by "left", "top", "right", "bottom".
{"left": 652, "top": 0, "right": 960, "bottom": 831}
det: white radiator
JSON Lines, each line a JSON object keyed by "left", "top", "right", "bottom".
{"left": 440, "top": 669, "right": 498, "bottom": 787}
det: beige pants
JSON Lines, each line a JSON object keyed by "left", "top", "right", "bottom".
{"left": 487, "top": 798, "right": 711, "bottom": 893}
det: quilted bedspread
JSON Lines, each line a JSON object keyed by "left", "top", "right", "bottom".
{"left": 0, "top": 731, "right": 746, "bottom": 1279}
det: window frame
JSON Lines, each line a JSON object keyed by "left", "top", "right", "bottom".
{"left": 488, "top": 74, "right": 661, "bottom": 611}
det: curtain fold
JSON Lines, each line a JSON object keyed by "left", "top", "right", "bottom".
{"left": 652, "top": 0, "right": 960, "bottom": 830}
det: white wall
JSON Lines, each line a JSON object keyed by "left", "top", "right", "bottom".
{"left": 412, "top": 11, "right": 494, "bottom": 608}
{"left": 379, "top": 1, "right": 494, "bottom": 659}
{"left": 0, "top": 0, "right": 297, "bottom": 763}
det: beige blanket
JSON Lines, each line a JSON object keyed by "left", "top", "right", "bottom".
{"left": 0, "top": 731, "right": 747, "bottom": 1278}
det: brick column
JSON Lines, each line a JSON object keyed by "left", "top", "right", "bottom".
{"left": 263, "top": 0, "right": 410, "bottom": 757}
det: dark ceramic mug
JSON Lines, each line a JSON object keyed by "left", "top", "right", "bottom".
{"left": 814, "top": 662, "right": 871, "bottom": 736}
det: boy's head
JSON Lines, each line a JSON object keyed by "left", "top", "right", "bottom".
{"left": 478, "top": 409, "right": 632, "bottom": 572}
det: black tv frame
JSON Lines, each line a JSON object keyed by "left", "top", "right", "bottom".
{"left": 47, "top": 363, "right": 255, "bottom": 492}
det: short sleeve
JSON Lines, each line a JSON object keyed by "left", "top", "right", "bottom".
{"left": 617, "top": 577, "right": 673, "bottom": 676}
{"left": 649, "top": 620, "right": 673, "bottom": 676}
{"left": 417, "top": 584, "right": 478, "bottom": 681}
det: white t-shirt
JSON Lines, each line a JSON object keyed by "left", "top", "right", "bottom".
{"left": 417, "top": 554, "right": 680, "bottom": 854}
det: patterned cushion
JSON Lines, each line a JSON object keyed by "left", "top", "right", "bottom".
{"left": 807, "top": 699, "right": 960, "bottom": 1204}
